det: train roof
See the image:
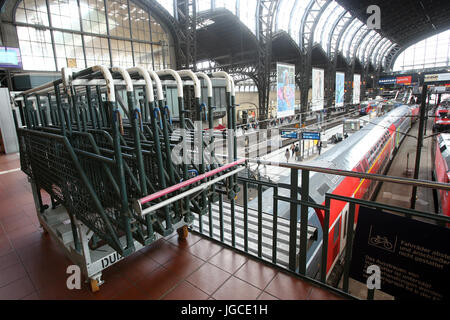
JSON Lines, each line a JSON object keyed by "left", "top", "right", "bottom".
{"left": 438, "top": 133, "right": 450, "bottom": 171}
{"left": 249, "top": 105, "right": 412, "bottom": 220}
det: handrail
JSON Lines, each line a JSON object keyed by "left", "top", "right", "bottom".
{"left": 157, "top": 69, "right": 184, "bottom": 98}
{"left": 136, "top": 165, "right": 246, "bottom": 216}
{"left": 196, "top": 72, "right": 213, "bottom": 98}
{"left": 127, "top": 67, "right": 154, "bottom": 103}
{"left": 137, "top": 158, "right": 246, "bottom": 206}
{"left": 248, "top": 158, "right": 450, "bottom": 191}
{"left": 177, "top": 70, "right": 201, "bottom": 99}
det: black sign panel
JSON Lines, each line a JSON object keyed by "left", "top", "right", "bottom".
{"left": 349, "top": 207, "right": 450, "bottom": 300}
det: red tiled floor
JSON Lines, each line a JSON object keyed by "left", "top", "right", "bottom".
{"left": 163, "top": 251, "right": 204, "bottom": 279}
{"left": 0, "top": 263, "right": 28, "bottom": 287}
{"left": 162, "top": 281, "right": 209, "bottom": 300}
{"left": 112, "top": 285, "right": 151, "bottom": 300}
{"left": 0, "top": 154, "right": 348, "bottom": 301}
{"left": 0, "top": 276, "right": 35, "bottom": 300}
{"left": 0, "top": 251, "right": 21, "bottom": 270}
{"left": 234, "top": 259, "right": 278, "bottom": 290}
{"left": 257, "top": 292, "right": 280, "bottom": 300}
{"left": 208, "top": 248, "right": 248, "bottom": 274}
{"left": 212, "top": 276, "right": 262, "bottom": 300}
{"left": 0, "top": 235, "right": 13, "bottom": 257}
{"left": 38, "top": 281, "right": 94, "bottom": 300}
{"left": 91, "top": 273, "right": 133, "bottom": 300}
{"left": 167, "top": 231, "right": 203, "bottom": 249}
{"left": 136, "top": 266, "right": 184, "bottom": 300}
{"left": 187, "top": 262, "right": 231, "bottom": 295}
{"left": 115, "top": 252, "right": 161, "bottom": 282}
{"left": 21, "top": 291, "right": 40, "bottom": 300}
{"left": 187, "top": 239, "right": 223, "bottom": 261}
{"left": 142, "top": 239, "right": 184, "bottom": 265}
{"left": 308, "top": 287, "right": 345, "bottom": 300}
{"left": 265, "top": 272, "right": 314, "bottom": 300}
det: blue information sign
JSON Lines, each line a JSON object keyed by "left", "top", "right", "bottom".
{"left": 281, "top": 131, "right": 298, "bottom": 139}
{"left": 301, "top": 132, "right": 321, "bottom": 140}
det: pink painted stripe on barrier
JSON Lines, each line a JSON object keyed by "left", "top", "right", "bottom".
{"left": 138, "top": 158, "right": 246, "bottom": 205}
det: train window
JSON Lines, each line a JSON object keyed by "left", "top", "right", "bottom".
{"left": 334, "top": 218, "right": 340, "bottom": 244}
{"left": 441, "top": 145, "right": 447, "bottom": 153}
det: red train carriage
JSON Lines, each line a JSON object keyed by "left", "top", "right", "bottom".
{"left": 434, "top": 133, "right": 450, "bottom": 217}
{"left": 433, "top": 100, "right": 450, "bottom": 132}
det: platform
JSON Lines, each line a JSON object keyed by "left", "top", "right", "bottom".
{"left": 0, "top": 153, "right": 344, "bottom": 300}
{"left": 375, "top": 113, "right": 436, "bottom": 214}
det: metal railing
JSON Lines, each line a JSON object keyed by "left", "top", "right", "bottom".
{"left": 191, "top": 159, "right": 450, "bottom": 300}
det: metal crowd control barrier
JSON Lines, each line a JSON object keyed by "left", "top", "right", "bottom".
{"left": 190, "top": 159, "right": 450, "bottom": 300}
{"left": 13, "top": 65, "right": 242, "bottom": 292}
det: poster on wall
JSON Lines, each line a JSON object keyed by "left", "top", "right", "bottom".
{"left": 335, "top": 72, "right": 345, "bottom": 108}
{"left": 353, "top": 74, "right": 361, "bottom": 104}
{"left": 276, "top": 63, "right": 296, "bottom": 118}
{"left": 312, "top": 68, "right": 324, "bottom": 111}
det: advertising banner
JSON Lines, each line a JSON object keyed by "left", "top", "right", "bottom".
{"left": 378, "top": 77, "right": 396, "bottom": 85}
{"left": 353, "top": 74, "right": 361, "bottom": 104}
{"left": 349, "top": 206, "right": 450, "bottom": 301}
{"left": 335, "top": 72, "right": 345, "bottom": 107}
{"left": 396, "top": 76, "right": 412, "bottom": 85}
{"left": 312, "top": 68, "right": 324, "bottom": 111}
{"left": 425, "top": 73, "right": 450, "bottom": 83}
{"left": 277, "top": 63, "right": 296, "bottom": 118}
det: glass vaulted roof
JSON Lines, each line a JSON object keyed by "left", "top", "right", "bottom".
{"left": 154, "top": 0, "right": 396, "bottom": 69}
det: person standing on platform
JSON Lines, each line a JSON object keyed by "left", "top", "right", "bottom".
{"left": 291, "top": 144, "right": 295, "bottom": 157}
{"left": 285, "top": 149, "right": 290, "bottom": 163}
{"left": 295, "top": 144, "right": 300, "bottom": 161}
{"left": 318, "top": 140, "right": 323, "bottom": 155}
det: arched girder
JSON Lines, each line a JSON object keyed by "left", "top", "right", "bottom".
{"left": 338, "top": 18, "right": 360, "bottom": 54}
{"left": 319, "top": 2, "right": 345, "bottom": 49}
{"left": 288, "top": 0, "right": 300, "bottom": 35}
{"left": 309, "top": 0, "right": 333, "bottom": 49}
{"left": 377, "top": 42, "right": 396, "bottom": 70}
{"left": 385, "top": 44, "right": 403, "bottom": 71}
{"left": 327, "top": 9, "right": 348, "bottom": 57}
{"left": 366, "top": 35, "right": 384, "bottom": 67}
{"left": 299, "top": 0, "right": 332, "bottom": 52}
{"left": 333, "top": 16, "right": 356, "bottom": 59}
{"left": 359, "top": 31, "right": 378, "bottom": 63}
{"left": 353, "top": 29, "right": 372, "bottom": 62}
{"left": 345, "top": 23, "right": 366, "bottom": 61}
{"left": 271, "top": 0, "right": 282, "bottom": 31}
{"left": 372, "top": 38, "right": 390, "bottom": 67}
{"left": 319, "top": 3, "right": 342, "bottom": 48}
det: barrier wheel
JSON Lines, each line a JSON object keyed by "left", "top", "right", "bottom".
{"left": 177, "top": 225, "right": 189, "bottom": 240}
{"left": 90, "top": 279, "right": 100, "bottom": 293}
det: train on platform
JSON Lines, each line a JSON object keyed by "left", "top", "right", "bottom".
{"left": 251, "top": 104, "right": 415, "bottom": 281}
{"left": 433, "top": 99, "right": 450, "bottom": 132}
{"left": 433, "top": 133, "right": 450, "bottom": 217}
{"left": 358, "top": 99, "right": 383, "bottom": 116}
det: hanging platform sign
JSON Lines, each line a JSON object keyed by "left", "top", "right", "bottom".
{"left": 349, "top": 206, "right": 450, "bottom": 301}
{"left": 301, "top": 132, "right": 321, "bottom": 140}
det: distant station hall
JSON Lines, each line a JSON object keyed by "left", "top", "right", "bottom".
{"left": 0, "top": 0, "right": 450, "bottom": 305}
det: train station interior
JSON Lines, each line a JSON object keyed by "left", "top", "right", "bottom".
{"left": 0, "top": 0, "right": 449, "bottom": 304}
